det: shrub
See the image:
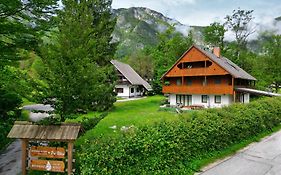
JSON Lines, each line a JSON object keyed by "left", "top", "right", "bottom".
{"left": 76, "top": 97, "right": 281, "bottom": 174}
{"left": 0, "top": 89, "right": 22, "bottom": 150}
{"left": 79, "top": 112, "right": 107, "bottom": 132}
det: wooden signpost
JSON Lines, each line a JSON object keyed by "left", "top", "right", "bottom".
{"left": 7, "top": 121, "right": 81, "bottom": 175}
{"left": 30, "top": 160, "right": 65, "bottom": 172}
{"left": 30, "top": 146, "right": 66, "bottom": 158}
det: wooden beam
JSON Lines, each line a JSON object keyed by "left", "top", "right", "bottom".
{"left": 21, "top": 139, "right": 28, "bottom": 175}
{"left": 67, "top": 142, "right": 74, "bottom": 175}
{"left": 232, "top": 77, "right": 235, "bottom": 102}
{"left": 233, "top": 90, "right": 236, "bottom": 103}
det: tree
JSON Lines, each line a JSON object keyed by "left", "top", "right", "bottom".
{"left": 0, "top": 0, "right": 59, "bottom": 67}
{"left": 203, "top": 22, "right": 226, "bottom": 52}
{"left": 224, "top": 8, "right": 255, "bottom": 69}
{"left": 127, "top": 51, "right": 154, "bottom": 81}
{"left": 40, "top": 0, "right": 117, "bottom": 121}
{"left": 225, "top": 8, "right": 255, "bottom": 50}
{"left": 148, "top": 27, "right": 193, "bottom": 94}
{"left": 261, "top": 35, "right": 281, "bottom": 93}
{"left": 0, "top": 0, "right": 59, "bottom": 118}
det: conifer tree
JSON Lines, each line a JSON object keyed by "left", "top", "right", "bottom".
{"left": 40, "top": 0, "right": 117, "bottom": 120}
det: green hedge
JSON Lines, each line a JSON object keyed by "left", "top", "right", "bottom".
{"left": 76, "top": 97, "right": 281, "bottom": 174}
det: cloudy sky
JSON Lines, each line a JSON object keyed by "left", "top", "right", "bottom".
{"left": 112, "top": 0, "right": 281, "bottom": 26}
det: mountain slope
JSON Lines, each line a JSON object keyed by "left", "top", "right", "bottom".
{"left": 112, "top": 7, "right": 198, "bottom": 58}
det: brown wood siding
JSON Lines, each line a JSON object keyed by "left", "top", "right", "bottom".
{"left": 163, "top": 75, "right": 233, "bottom": 95}
{"left": 165, "top": 47, "right": 229, "bottom": 77}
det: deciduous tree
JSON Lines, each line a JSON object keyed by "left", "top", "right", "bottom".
{"left": 203, "top": 22, "right": 226, "bottom": 53}
{"left": 261, "top": 35, "right": 281, "bottom": 93}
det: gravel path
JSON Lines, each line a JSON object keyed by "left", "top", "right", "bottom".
{"left": 0, "top": 140, "right": 21, "bottom": 175}
{"left": 0, "top": 104, "right": 53, "bottom": 175}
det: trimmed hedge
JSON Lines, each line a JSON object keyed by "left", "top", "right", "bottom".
{"left": 76, "top": 97, "right": 281, "bottom": 174}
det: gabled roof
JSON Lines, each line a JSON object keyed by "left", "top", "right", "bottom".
{"left": 161, "top": 45, "right": 256, "bottom": 81}
{"left": 111, "top": 60, "right": 152, "bottom": 91}
{"left": 8, "top": 121, "right": 81, "bottom": 141}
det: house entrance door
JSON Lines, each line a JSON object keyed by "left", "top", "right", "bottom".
{"left": 183, "top": 95, "right": 192, "bottom": 106}
{"left": 176, "top": 95, "right": 192, "bottom": 106}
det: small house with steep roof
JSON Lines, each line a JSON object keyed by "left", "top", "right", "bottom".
{"left": 161, "top": 45, "right": 257, "bottom": 108}
{"left": 111, "top": 60, "right": 152, "bottom": 98}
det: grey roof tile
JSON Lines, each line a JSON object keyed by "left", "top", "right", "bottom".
{"left": 161, "top": 45, "right": 256, "bottom": 81}
{"left": 194, "top": 45, "right": 256, "bottom": 80}
{"left": 111, "top": 60, "right": 152, "bottom": 91}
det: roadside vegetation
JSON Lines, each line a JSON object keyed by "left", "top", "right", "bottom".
{"left": 76, "top": 97, "right": 281, "bottom": 174}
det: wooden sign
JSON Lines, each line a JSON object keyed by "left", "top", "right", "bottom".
{"left": 7, "top": 122, "right": 81, "bottom": 175}
{"left": 30, "top": 146, "right": 65, "bottom": 158}
{"left": 30, "top": 160, "right": 65, "bottom": 172}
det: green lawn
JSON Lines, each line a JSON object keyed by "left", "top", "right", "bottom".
{"left": 76, "top": 95, "right": 182, "bottom": 140}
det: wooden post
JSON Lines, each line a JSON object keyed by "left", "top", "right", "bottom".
{"left": 21, "top": 139, "right": 28, "bottom": 175}
{"left": 68, "top": 142, "right": 74, "bottom": 175}
{"left": 233, "top": 91, "right": 236, "bottom": 103}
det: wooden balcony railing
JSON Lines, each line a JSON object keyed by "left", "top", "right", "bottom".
{"left": 162, "top": 84, "right": 233, "bottom": 95}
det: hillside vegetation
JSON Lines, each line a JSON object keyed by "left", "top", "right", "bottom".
{"left": 76, "top": 97, "right": 281, "bottom": 174}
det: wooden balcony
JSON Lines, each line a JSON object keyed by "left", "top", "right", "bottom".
{"left": 162, "top": 84, "right": 233, "bottom": 95}
{"left": 166, "top": 66, "right": 229, "bottom": 77}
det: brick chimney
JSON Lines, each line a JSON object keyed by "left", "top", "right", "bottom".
{"left": 213, "top": 47, "right": 221, "bottom": 58}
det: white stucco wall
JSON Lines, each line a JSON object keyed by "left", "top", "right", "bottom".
{"left": 116, "top": 85, "right": 130, "bottom": 97}
{"left": 169, "top": 94, "right": 177, "bottom": 106}
{"left": 167, "top": 94, "right": 233, "bottom": 108}
{"left": 116, "top": 85, "right": 143, "bottom": 98}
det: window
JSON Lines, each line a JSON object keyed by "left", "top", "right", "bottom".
{"left": 214, "top": 78, "right": 221, "bottom": 84}
{"left": 176, "top": 95, "right": 192, "bottom": 106}
{"left": 115, "top": 88, "right": 123, "bottom": 93}
{"left": 137, "top": 87, "right": 140, "bottom": 92}
{"left": 131, "top": 88, "right": 134, "bottom": 93}
{"left": 215, "top": 95, "right": 221, "bottom": 104}
{"left": 202, "top": 95, "right": 208, "bottom": 103}
{"left": 176, "top": 79, "right": 182, "bottom": 86}
{"left": 187, "top": 79, "right": 192, "bottom": 86}
{"left": 176, "top": 95, "right": 181, "bottom": 104}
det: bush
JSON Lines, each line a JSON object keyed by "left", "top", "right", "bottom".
{"left": 79, "top": 112, "right": 107, "bottom": 132}
{"left": 76, "top": 97, "right": 281, "bottom": 174}
{"left": 0, "top": 89, "right": 23, "bottom": 150}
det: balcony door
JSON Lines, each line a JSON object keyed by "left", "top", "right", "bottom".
{"left": 176, "top": 95, "right": 192, "bottom": 106}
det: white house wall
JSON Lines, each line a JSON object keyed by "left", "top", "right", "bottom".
{"left": 169, "top": 94, "right": 177, "bottom": 106}
{"left": 116, "top": 85, "right": 143, "bottom": 98}
{"left": 116, "top": 85, "right": 130, "bottom": 97}
{"left": 168, "top": 94, "right": 233, "bottom": 108}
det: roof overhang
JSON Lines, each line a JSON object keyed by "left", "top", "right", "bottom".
{"left": 235, "top": 87, "right": 281, "bottom": 97}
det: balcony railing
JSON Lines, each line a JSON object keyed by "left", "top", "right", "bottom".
{"left": 162, "top": 84, "right": 233, "bottom": 95}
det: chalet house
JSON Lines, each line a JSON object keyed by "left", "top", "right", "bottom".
{"left": 161, "top": 45, "right": 257, "bottom": 108}
{"left": 111, "top": 60, "right": 152, "bottom": 98}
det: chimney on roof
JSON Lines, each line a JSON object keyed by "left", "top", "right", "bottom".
{"left": 213, "top": 47, "right": 221, "bottom": 58}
